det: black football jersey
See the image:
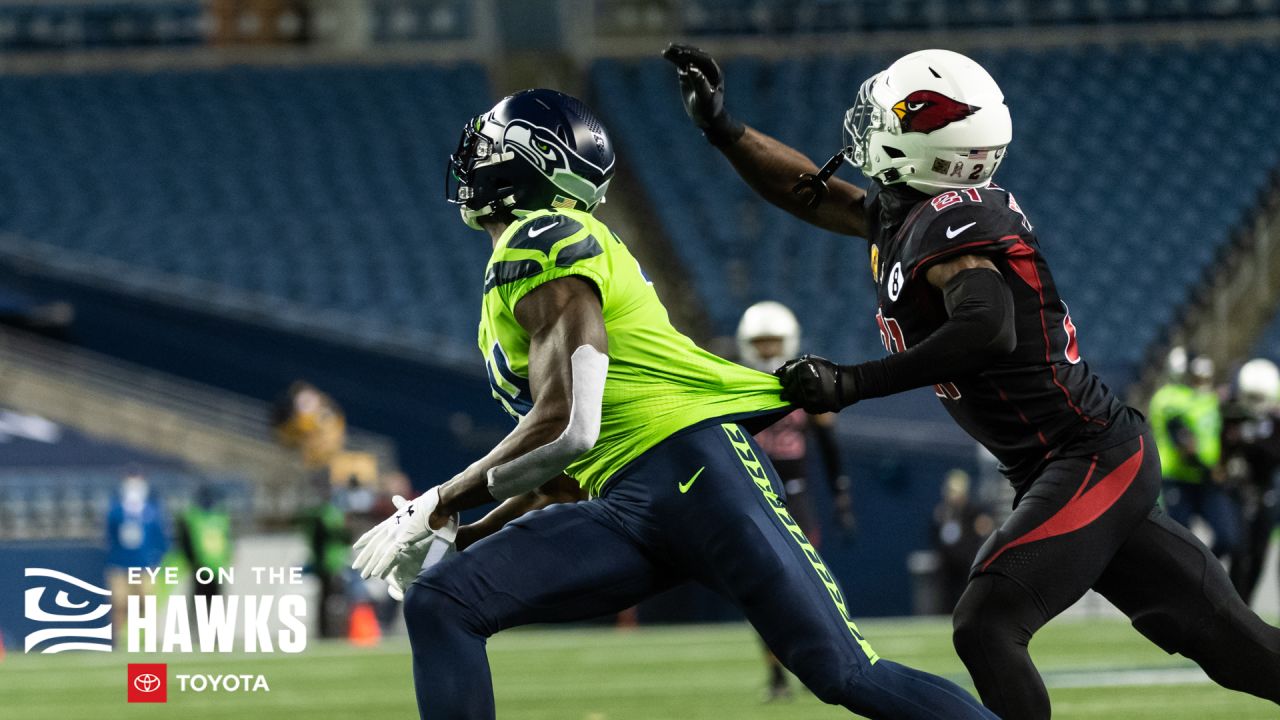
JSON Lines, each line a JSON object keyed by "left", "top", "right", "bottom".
{"left": 866, "top": 183, "right": 1147, "bottom": 493}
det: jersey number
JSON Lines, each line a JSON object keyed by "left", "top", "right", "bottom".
{"left": 876, "top": 309, "right": 962, "bottom": 401}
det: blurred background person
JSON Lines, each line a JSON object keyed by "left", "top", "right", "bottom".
{"left": 298, "top": 479, "right": 352, "bottom": 639}
{"left": 175, "top": 483, "right": 233, "bottom": 599}
{"left": 736, "top": 300, "right": 855, "bottom": 701}
{"left": 932, "top": 469, "right": 995, "bottom": 611}
{"left": 1150, "top": 350, "right": 1239, "bottom": 559}
{"left": 1221, "top": 358, "right": 1280, "bottom": 603}
{"left": 271, "top": 381, "right": 371, "bottom": 638}
{"left": 104, "top": 469, "right": 169, "bottom": 646}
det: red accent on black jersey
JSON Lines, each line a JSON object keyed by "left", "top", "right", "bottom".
{"left": 869, "top": 184, "right": 1146, "bottom": 493}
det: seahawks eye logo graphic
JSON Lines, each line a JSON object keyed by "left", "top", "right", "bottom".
{"left": 503, "top": 119, "right": 572, "bottom": 176}
{"left": 501, "top": 119, "right": 612, "bottom": 207}
{"left": 891, "top": 90, "right": 980, "bottom": 134}
{"left": 24, "top": 568, "right": 113, "bottom": 653}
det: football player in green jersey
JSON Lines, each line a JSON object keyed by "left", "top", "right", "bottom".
{"left": 351, "top": 88, "right": 995, "bottom": 720}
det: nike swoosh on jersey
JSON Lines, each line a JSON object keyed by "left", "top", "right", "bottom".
{"left": 945, "top": 221, "right": 977, "bottom": 239}
{"left": 526, "top": 220, "right": 560, "bottom": 238}
{"left": 678, "top": 466, "right": 706, "bottom": 494}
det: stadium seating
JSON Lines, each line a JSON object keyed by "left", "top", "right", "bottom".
{"left": 0, "top": 1, "right": 204, "bottom": 51}
{"left": 591, "top": 42, "right": 1280, "bottom": 387}
{"left": 0, "top": 63, "right": 492, "bottom": 356}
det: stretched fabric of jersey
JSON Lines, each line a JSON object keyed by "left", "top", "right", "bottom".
{"left": 477, "top": 208, "right": 788, "bottom": 495}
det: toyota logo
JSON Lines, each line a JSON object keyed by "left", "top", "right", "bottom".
{"left": 133, "top": 674, "right": 162, "bottom": 693}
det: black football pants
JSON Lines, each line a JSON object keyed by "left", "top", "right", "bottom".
{"left": 952, "top": 430, "right": 1280, "bottom": 720}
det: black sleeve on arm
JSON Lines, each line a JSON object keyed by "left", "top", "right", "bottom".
{"left": 843, "top": 268, "right": 1016, "bottom": 402}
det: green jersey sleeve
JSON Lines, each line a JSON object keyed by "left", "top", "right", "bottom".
{"left": 485, "top": 212, "right": 609, "bottom": 314}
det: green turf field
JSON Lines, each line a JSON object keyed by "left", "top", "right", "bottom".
{"left": 2, "top": 616, "right": 1274, "bottom": 719}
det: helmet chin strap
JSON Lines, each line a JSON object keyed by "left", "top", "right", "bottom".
{"left": 791, "top": 147, "right": 852, "bottom": 209}
{"left": 461, "top": 193, "right": 517, "bottom": 231}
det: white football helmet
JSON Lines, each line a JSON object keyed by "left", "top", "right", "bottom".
{"left": 1238, "top": 358, "right": 1280, "bottom": 413}
{"left": 737, "top": 301, "right": 800, "bottom": 371}
{"left": 844, "top": 49, "right": 1012, "bottom": 195}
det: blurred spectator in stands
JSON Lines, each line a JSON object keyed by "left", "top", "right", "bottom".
{"left": 736, "top": 301, "right": 854, "bottom": 701}
{"left": 1151, "top": 350, "right": 1240, "bottom": 559}
{"left": 176, "top": 484, "right": 233, "bottom": 599}
{"left": 272, "top": 380, "right": 381, "bottom": 637}
{"left": 932, "top": 469, "right": 994, "bottom": 610}
{"left": 271, "top": 380, "right": 347, "bottom": 469}
{"left": 104, "top": 469, "right": 169, "bottom": 645}
{"left": 1221, "top": 359, "right": 1280, "bottom": 602}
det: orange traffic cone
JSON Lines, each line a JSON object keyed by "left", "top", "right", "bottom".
{"left": 0, "top": 630, "right": 6, "bottom": 662}
{"left": 348, "top": 602, "right": 381, "bottom": 647}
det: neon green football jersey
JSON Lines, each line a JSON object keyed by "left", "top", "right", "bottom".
{"left": 478, "top": 208, "right": 788, "bottom": 495}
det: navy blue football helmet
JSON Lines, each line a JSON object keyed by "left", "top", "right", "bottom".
{"left": 446, "top": 89, "right": 615, "bottom": 229}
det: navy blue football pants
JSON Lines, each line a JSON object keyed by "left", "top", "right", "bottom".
{"left": 403, "top": 421, "right": 994, "bottom": 719}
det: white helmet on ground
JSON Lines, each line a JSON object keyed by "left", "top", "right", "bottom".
{"left": 844, "top": 49, "right": 1012, "bottom": 195}
{"left": 1238, "top": 358, "right": 1280, "bottom": 413}
{"left": 737, "top": 301, "right": 800, "bottom": 372}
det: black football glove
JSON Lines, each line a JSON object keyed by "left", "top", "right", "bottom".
{"left": 661, "top": 43, "right": 745, "bottom": 147}
{"left": 775, "top": 355, "right": 856, "bottom": 414}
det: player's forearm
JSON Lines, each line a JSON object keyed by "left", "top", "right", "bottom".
{"left": 845, "top": 268, "right": 1015, "bottom": 401}
{"left": 722, "top": 127, "right": 867, "bottom": 235}
{"left": 436, "top": 410, "right": 584, "bottom": 516}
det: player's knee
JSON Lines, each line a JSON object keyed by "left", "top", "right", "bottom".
{"left": 952, "top": 576, "right": 1033, "bottom": 661}
{"left": 1129, "top": 609, "right": 1186, "bottom": 654}
{"left": 951, "top": 589, "right": 988, "bottom": 661}
{"left": 402, "top": 583, "right": 483, "bottom": 641}
{"left": 796, "top": 660, "right": 866, "bottom": 707}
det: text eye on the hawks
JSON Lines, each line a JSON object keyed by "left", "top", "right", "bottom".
{"left": 906, "top": 101, "right": 926, "bottom": 111}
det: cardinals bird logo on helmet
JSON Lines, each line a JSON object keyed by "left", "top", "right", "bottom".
{"left": 891, "top": 90, "right": 981, "bottom": 135}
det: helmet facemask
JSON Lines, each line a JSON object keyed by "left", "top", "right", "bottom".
{"left": 446, "top": 117, "right": 519, "bottom": 230}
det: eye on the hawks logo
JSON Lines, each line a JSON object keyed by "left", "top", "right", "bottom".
{"left": 891, "top": 90, "right": 980, "bottom": 134}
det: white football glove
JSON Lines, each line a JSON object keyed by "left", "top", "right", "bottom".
{"left": 352, "top": 487, "right": 457, "bottom": 583}
{"left": 384, "top": 508, "right": 458, "bottom": 602}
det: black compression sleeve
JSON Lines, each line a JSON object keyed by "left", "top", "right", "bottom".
{"left": 842, "top": 267, "right": 1016, "bottom": 402}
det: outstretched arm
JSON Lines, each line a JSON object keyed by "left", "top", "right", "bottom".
{"left": 778, "top": 255, "right": 1016, "bottom": 412}
{"left": 723, "top": 127, "right": 868, "bottom": 236}
{"left": 663, "top": 44, "right": 867, "bottom": 237}
{"left": 434, "top": 275, "right": 608, "bottom": 520}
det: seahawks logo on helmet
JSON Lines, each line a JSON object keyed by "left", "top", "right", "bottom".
{"left": 447, "top": 89, "right": 615, "bottom": 230}
{"left": 502, "top": 119, "right": 611, "bottom": 208}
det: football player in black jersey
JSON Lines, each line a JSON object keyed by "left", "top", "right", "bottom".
{"left": 664, "top": 44, "right": 1280, "bottom": 719}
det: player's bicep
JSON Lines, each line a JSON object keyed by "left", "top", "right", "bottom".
{"left": 925, "top": 254, "right": 1000, "bottom": 290}
{"left": 513, "top": 276, "right": 608, "bottom": 418}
